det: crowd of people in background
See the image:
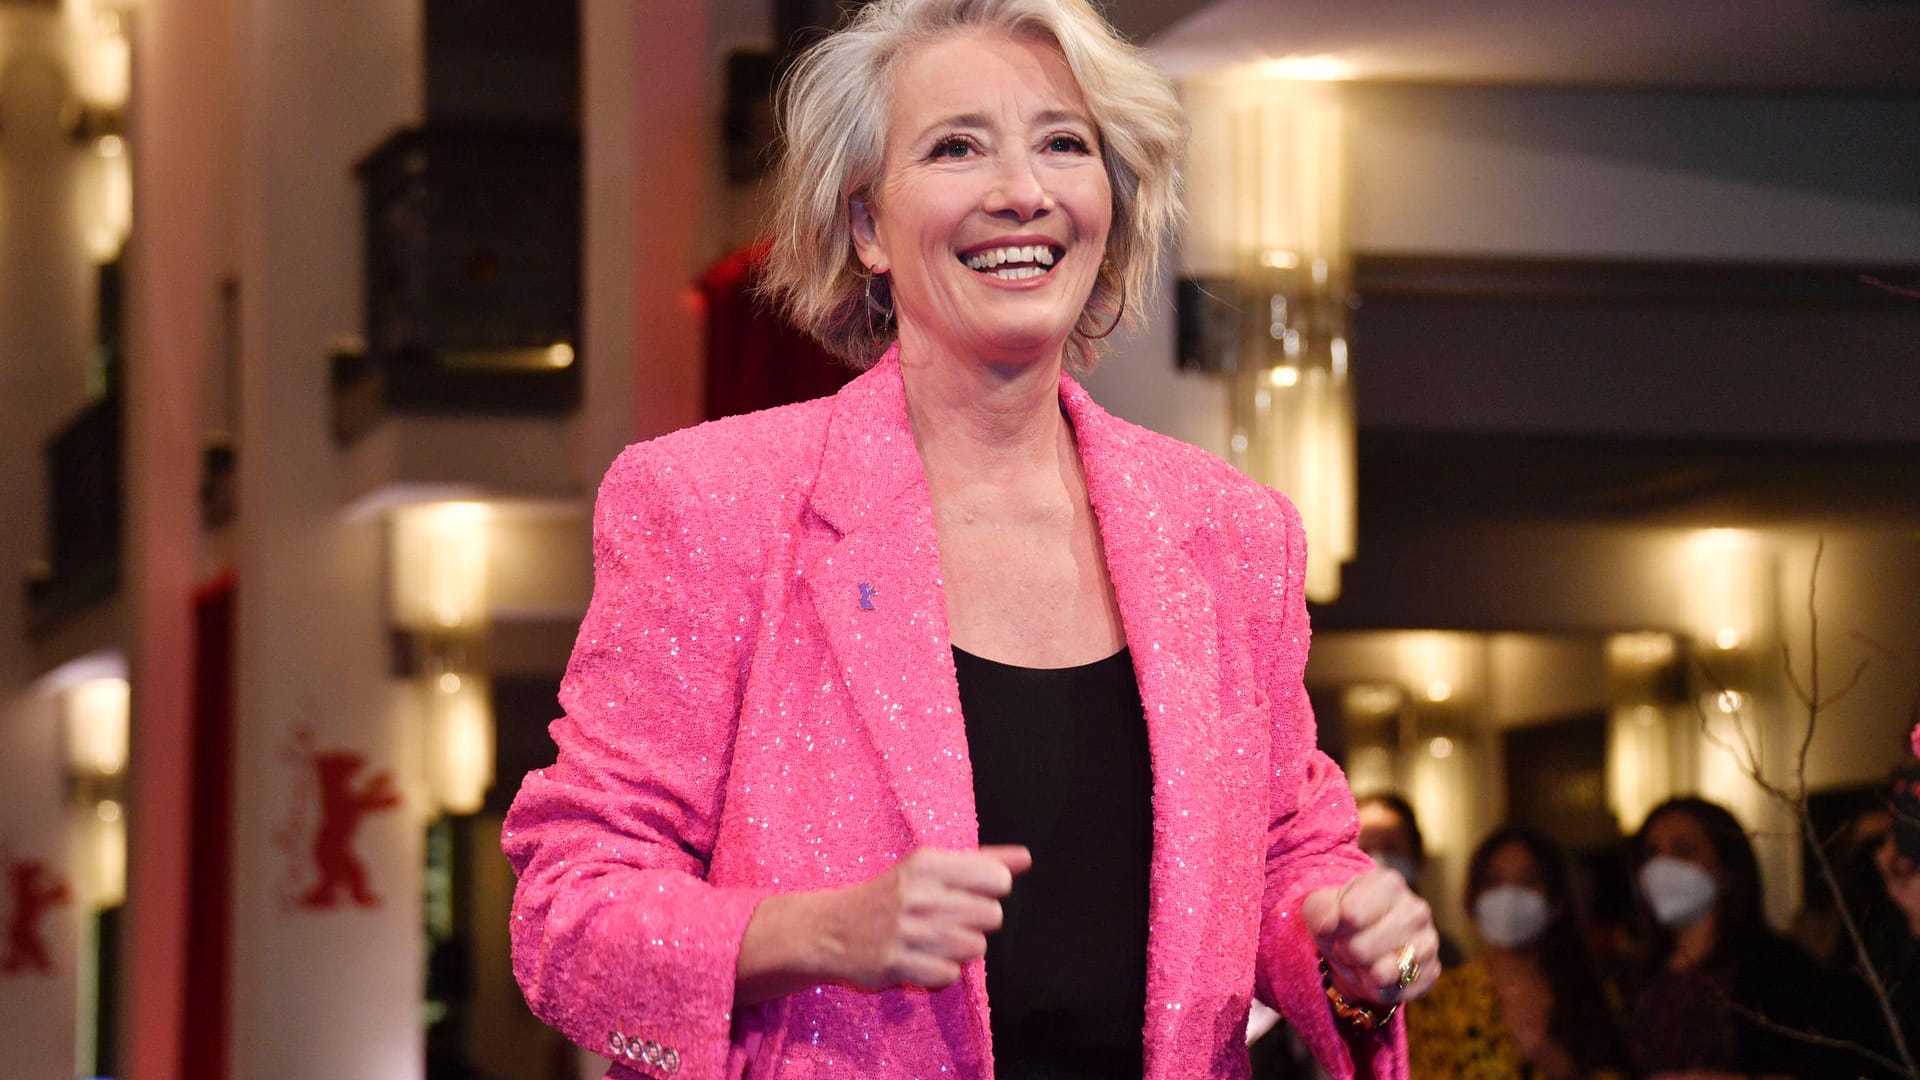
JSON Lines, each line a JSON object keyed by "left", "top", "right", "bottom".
{"left": 1256, "top": 774, "right": 1920, "bottom": 1080}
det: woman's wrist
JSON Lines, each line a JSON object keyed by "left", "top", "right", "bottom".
{"left": 736, "top": 890, "right": 842, "bottom": 1006}
{"left": 1319, "top": 957, "right": 1398, "bottom": 1032}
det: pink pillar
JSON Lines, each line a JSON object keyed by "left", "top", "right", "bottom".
{"left": 122, "top": 0, "right": 241, "bottom": 1077}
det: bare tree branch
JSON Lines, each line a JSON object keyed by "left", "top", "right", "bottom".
{"left": 1722, "top": 994, "right": 1908, "bottom": 1080}
{"left": 1817, "top": 657, "right": 1874, "bottom": 713}
{"left": 1694, "top": 537, "right": 1919, "bottom": 1076}
{"left": 1798, "top": 539, "right": 1824, "bottom": 797}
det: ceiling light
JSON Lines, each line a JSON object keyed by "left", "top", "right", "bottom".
{"left": 1255, "top": 55, "right": 1357, "bottom": 82}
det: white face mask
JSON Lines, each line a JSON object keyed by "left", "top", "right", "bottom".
{"left": 1473, "top": 885, "right": 1552, "bottom": 948}
{"left": 1639, "top": 855, "right": 1719, "bottom": 928}
{"left": 1369, "top": 850, "right": 1420, "bottom": 892}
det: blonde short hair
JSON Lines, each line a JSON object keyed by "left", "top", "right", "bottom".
{"left": 760, "top": 0, "right": 1186, "bottom": 371}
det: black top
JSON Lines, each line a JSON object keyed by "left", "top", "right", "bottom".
{"left": 952, "top": 644, "right": 1153, "bottom": 1080}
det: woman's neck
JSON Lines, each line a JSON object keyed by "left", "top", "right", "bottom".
{"left": 898, "top": 337, "right": 1071, "bottom": 490}
{"left": 1668, "top": 911, "right": 1719, "bottom": 972}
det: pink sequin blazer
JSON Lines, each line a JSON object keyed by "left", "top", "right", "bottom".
{"left": 503, "top": 349, "right": 1406, "bottom": 1080}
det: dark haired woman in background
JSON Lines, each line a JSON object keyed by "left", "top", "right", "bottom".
{"left": 1409, "top": 825, "right": 1627, "bottom": 1080}
{"left": 1626, "top": 795, "right": 1896, "bottom": 1080}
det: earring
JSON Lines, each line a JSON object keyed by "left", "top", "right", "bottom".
{"left": 1081, "top": 274, "right": 1127, "bottom": 340}
{"left": 862, "top": 266, "right": 894, "bottom": 322}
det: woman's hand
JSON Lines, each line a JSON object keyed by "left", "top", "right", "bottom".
{"left": 1303, "top": 865, "right": 1441, "bottom": 1007}
{"left": 736, "top": 845, "right": 1031, "bottom": 1006}
{"left": 823, "top": 845, "right": 1032, "bottom": 990}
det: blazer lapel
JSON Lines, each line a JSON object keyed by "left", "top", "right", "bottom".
{"left": 798, "top": 352, "right": 996, "bottom": 1071}
{"left": 1061, "top": 375, "right": 1225, "bottom": 1078}
{"left": 798, "top": 350, "right": 980, "bottom": 854}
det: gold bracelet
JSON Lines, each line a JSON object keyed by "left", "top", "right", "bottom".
{"left": 1319, "top": 957, "right": 1399, "bottom": 1032}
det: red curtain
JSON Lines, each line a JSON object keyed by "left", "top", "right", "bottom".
{"left": 700, "top": 237, "right": 854, "bottom": 421}
{"left": 179, "top": 571, "right": 235, "bottom": 1080}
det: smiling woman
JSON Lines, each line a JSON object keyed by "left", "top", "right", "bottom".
{"left": 501, "top": 2, "right": 1433, "bottom": 1078}
{"left": 760, "top": 0, "right": 1184, "bottom": 373}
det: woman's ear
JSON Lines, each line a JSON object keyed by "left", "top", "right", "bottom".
{"left": 849, "top": 195, "right": 886, "bottom": 274}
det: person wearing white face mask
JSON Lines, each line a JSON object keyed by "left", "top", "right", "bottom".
{"left": 1408, "top": 826, "right": 1627, "bottom": 1080}
{"left": 1626, "top": 796, "right": 1899, "bottom": 1080}
{"left": 1359, "top": 792, "right": 1465, "bottom": 971}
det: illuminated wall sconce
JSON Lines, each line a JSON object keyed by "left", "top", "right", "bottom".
{"left": 424, "top": 663, "right": 494, "bottom": 818}
{"left": 1397, "top": 632, "right": 1473, "bottom": 710}
{"left": 390, "top": 502, "right": 495, "bottom": 817}
{"left": 1684, "top": 529, "right": 1768, "bottom": 657}
{"left": 1180, "top": 74, "right": 1355, "bottom": 603}
{"left": 1604, "top": 631, "right": 1684, "bottom": 832}
{"left": 62, "top": 0, "right": 136, "bottom": 260}
{"left": 62, "top": 676, "right": 130, "bottom": 906}
{"left": 1605, "top": 631, "right": 1684, "bottom": 703}
{"left": 1343, "top": 682, "right": 1405, "bottom": 722}
{"left": 1681, "top": 528, "right": 1771, "bottom": 714}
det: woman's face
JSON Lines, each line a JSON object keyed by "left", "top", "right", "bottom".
{"left": 1643, "top": 809, "right": 1723, "bottom": 883}
{"left": 1481, "top": 840, "right": 1547, "bottom": 898}
{"left": 851, "top": 27, "right": 1113, "bottom": 366}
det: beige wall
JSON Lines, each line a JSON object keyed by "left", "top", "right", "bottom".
{"left": 226, "top": 0, "right": 427, "bottom": 1076}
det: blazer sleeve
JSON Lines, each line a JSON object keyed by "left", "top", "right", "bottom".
{"left": 501, "top": 445, "right": 774, "bottom": 1080}
{"left": 1251, "top": 489, "right": 1409, "bottom": 1079}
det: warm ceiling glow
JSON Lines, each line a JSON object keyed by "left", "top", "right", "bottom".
{"left": 545, "top": 342, "right": 576, "bottom": 369}
{"left": 1428, "top": 736, "right": 1454, "bottom": 759}
{"left": 1425, "top": 679, "right": 1453, "bottom": 703}
{"left": 1255, "top": 55, "right": 1358, "bottom": 82}
{"left": 1269, "top": 366, "right": 1300, "bottom": 388}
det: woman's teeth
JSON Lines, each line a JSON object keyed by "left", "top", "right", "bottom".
{"left": 964, "top": 245, "right": 1058, "bottom": 277}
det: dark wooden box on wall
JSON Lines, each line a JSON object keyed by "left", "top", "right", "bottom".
{"left": 347, "top": 123, "right": 582, "bottom": 425}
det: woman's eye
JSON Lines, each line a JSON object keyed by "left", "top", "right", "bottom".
{"left": 932, "top": 137, "right": 973, "bottom": 159}
{"left": 1048, "top": 134, "right": 1091, "bottom": 154}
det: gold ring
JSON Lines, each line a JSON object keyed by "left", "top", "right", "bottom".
{"left": 1396, "top": 943, "right": 1420, "bottom": 988}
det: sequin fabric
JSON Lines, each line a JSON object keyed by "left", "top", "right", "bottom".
{"left": 501, "top": 348, "right": 1406, "bottom": 1079}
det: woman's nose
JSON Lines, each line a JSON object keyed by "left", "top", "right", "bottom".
{"left": 984, "top": 152, "right": 1054, "bottom": 221}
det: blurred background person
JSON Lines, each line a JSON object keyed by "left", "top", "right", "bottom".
{"left": 1408, "top": 825, "right": 1628, "bottom": 1080}
{"left": 1360, "top": 792, "right": 1464, "bottom": 969}
{"left": 1626, "top": 796, "right": 1896, "bottom": 1080}
{"left": 1852, "top": 766, "right": 1920, "bottom": 1059}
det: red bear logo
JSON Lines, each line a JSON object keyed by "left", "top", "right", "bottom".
{"left": 297, "top": 751, "right": 402, "bottom": 910}
{"left": 3, "top": 858, "right": 70, "bottom": 975}
{"left": 275, "top": 722, "right": 404, "bottom": 913}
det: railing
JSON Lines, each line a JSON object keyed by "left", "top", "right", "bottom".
{"left": 333, "top": 124, "right": 582, "bottom": 444}
{"left": 26, "top": 393, "right": 123, "bottom": 638}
